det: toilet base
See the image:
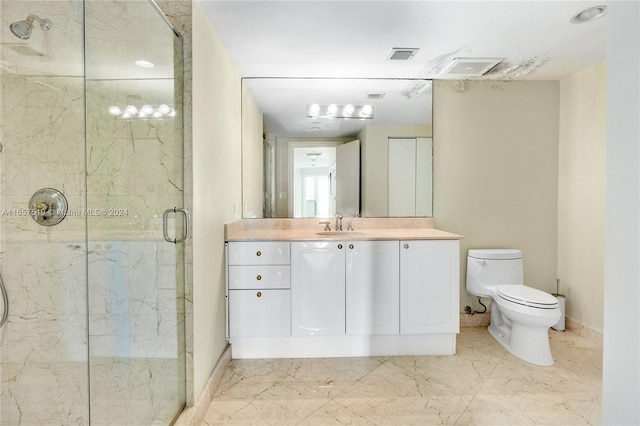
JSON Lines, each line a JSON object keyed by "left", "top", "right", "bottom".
{"left": 488, "top": 309, "right": 555, "bottom": 366}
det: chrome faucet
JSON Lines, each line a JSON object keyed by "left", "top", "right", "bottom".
{"left": 335, "top": 212, "right": 343, "bottom": 231}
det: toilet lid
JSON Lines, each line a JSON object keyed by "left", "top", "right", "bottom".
{"left": 497, "top": 285, "right": 559, "bottom": 309}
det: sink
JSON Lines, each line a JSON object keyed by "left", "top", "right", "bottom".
{"left": 316, "top": 230, "right": 363, "bottom": 236}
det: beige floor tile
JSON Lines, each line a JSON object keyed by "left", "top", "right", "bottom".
{"left": 201, "top": 327, "right": 602, "bottom": 425}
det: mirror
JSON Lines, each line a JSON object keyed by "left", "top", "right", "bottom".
{"left": 241, "top": 78, "right": 433, "bottom": 218}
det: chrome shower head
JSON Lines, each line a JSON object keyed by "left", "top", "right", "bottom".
{"left": 10, "top": 15, "right": 52, "bottom": 40}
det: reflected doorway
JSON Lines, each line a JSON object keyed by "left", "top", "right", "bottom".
{"left": 290, "top": 145, "right": 337, "bottom": 218}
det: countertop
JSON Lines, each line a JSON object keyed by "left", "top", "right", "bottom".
{"left": 225, "top": 218, "right": 462, "bottom": 241}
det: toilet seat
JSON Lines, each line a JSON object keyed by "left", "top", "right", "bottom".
{"left": 497, "top": 285, "right": 559, "bottom": 309}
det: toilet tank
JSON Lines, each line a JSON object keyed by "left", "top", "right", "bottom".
{"left": 466, "top": 249, "right": 524, "bottom": 297}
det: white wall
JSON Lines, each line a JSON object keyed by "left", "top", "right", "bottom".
{"left": 192, "top": 3, "right": 242, "bottom": 398}
{"left": 602, "top": 2, "right": 640, "bottom": 423}
{"left": 241, "top": 89, "right": 264, "bottom": 218}
{"left": 558, "top": 62, "right": 606, "bottom": 332}
{"left": 433, "top": 80, "right": 560, "bottom": 312}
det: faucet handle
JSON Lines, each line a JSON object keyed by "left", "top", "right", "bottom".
{"left": 319, "top": 220, "right": 331, "bottom": 231}
{"left": 347, "top": 221, "right": 358, "bottom": 231}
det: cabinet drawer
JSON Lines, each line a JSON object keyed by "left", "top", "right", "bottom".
{"left": 228, "top": 242, "right": 290, "bottom": 265}
{"left": 228, "top": 265, "right": 290, "bottom": 290}
{"left": 229, "top": 289, "right": 291, "bottom": 337}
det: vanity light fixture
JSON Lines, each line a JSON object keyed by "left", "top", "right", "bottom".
{"left": 570, "top": 5, "right": 607, "bottom": 24}
{"left": 108, "top": 103, "right": 175, "bottom": 120}
{"left": 307, "top": 104, "right": 374, "bottom": 119}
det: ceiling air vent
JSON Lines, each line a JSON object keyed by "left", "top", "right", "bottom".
{"left": 365, "top": 92, "right": 386, "bottom": 100}
{"left": 440, "top": 57, "right": 503, "bottom": 76}
{"left": 387, "top": 48, "right": 419, "bottom": 61}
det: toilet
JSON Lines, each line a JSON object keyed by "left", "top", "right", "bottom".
{"left": 466, "top": 249, "right": 561, "bottom": 366}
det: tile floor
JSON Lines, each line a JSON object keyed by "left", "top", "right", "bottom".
{"left": 202, "top": 327, "right": 602, "bottom": 425}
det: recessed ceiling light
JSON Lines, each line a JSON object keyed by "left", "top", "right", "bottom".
{"left": 570, "top": 5, "right": 607, "bottom": 24}
{"left": 135, "top": 59, "right": 155, "bottom": 68}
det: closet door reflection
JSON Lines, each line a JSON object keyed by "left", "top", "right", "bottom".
{"left": 388, "top": 137, "right": 432, "bottom": 217}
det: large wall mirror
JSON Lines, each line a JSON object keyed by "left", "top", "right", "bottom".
{"left": 241, "top": 78, "right": 433, "bottom": 219}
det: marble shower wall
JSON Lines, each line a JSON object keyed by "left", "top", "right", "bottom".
{"left": 1, "top": 1, "right": 88, "bottom": 422}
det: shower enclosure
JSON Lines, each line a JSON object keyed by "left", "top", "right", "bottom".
{"left": 0, "top": 1, "right": 186, "bottom": 424}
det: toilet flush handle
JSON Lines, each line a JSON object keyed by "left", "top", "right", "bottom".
{"left": 477, "top": 260, "right": 486, "bottom": 266}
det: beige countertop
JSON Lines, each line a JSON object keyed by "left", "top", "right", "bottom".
{"left": 225, "top": 219, "right": 462, "bottom": 241}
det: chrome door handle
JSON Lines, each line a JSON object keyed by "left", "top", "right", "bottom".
{"left": 163, "top": 207, "right": 191, "bottom": 244}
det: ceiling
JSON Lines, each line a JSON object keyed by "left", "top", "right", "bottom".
{"left": 198, "top": 1, "right": 609, "bottom": 138}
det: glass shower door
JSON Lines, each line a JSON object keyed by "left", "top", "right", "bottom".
{"left": 84, "top": 1, "right": 185, "bottom": 424}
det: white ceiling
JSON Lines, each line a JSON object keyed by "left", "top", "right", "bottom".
{"left": 199, "top": 1, "right": 609, "bottom": 138}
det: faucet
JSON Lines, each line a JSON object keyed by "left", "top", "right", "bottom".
{"left": 335, "top": 212, "right": 343, "bottom": 231}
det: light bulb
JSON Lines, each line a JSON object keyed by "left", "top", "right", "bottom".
{"left": 327, "top": 104, "right": 337, "bottom": 117}
{"left": 141, "top": 104, "right": 154, "bottom": 115}
{"left": 158, "top": 104, "right": 171, "bottom": 115}
{"left": 108, "top": 106, "right": 122, "bottom": 116}
{"left": 343, "top": 104, "right": 354, "bottom": 117}
{"left": 125, "top": 105, "right": 138, "bottom": 115}
{"left": 360, "top": 105, "right": 373, "bottom": 117}
{"left": 309, "top": 104, "right": 320, "bottom": 117}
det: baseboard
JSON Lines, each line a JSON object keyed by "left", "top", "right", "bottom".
{"left": 173, "top": 344, "right": 232, "bottom": 426}
{"left": 564, "top": 316, "right": 603, "bottom": 344}
{"left": 460, "top": 312, "right": 490, "bottom": 327}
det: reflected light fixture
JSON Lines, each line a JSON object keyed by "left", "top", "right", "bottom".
{"left": 108, "top": 103, "right": 176, "bottom": 120}
{"left": 307, "top": 104, "right": 373, "bottom": 119}
{"left": 135, "top": 59, "right": 155, "bottom": 68}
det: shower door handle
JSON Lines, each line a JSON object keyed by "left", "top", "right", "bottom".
{"left": 163, "top": 207, "right": 191, "bottom": 244}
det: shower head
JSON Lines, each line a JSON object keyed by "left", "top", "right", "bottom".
{"left": 10, "top": 15, "right": 52, "bottom": 40}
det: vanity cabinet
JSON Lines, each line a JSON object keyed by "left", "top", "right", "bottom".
{"left": 291, "top": 241, "right": 345, "bottom": 336}
{"left": 227, "top": 241, "right": 291, "bottom": 337}
{"left": 400, "top": 240, "right": 460, "bottom": 334}
{"left": 226, "top": 236, "right": 460, "bottom": 359}
{"left": 346, "top": 240, "right": 400, "bottom": 335}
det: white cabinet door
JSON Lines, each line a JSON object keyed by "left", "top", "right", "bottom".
{"left": 346, "top": 240, "right": 400, "bottom": 335}
{"left": 229, "top": 289, "right": 291, "bottom": 337}
{"left": 291, "top": 241, "right": 346, "bottom": 336}
{"left": 400, "top": 240, "right": 460, "bottom": 334}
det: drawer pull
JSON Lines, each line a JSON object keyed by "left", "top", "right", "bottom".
{"left": 256, "top": 275, "right": 262, "bottom": 281}
{"left": 404, "top": 244, "right": 409, "bottom": 249}
{"left": 349, "top": 244, "right": 354, "bottom": 249}
{"left": 256, "top": 291, "right": 262, "bottom": 298}
{"left": 338, "top": 244, "right": 343, "bottom": 249}
{"left": 256, "top": 251, "right": 262, "bottom": 257}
